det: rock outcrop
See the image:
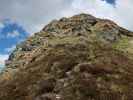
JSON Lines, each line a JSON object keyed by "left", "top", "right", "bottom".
{"left": 1, "top": 13, "right": 133, "bottom": 100}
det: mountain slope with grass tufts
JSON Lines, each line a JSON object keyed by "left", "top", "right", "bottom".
{"left": 1, "top": 13, "right": 133, "bottom": 100}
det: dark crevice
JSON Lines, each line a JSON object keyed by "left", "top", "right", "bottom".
{"left": 91, "top": 20, "right": 98, "bottom": 26}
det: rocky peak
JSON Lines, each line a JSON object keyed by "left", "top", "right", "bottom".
{"left": 6, "top": 14, "right": 132, "bottom": 66}
{"left": 43, "top": 13, "right": 97, "bottom": 31}
{"left": 1, "top": 13, "right": 133, "bottom": 100}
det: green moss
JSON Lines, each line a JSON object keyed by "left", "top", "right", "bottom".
{"left": 112, "top": 36, "right": 130, "bottom": 51}
{"left": 48, "top": 36, "right": 89, "bottom": 47}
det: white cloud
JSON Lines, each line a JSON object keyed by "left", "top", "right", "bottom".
{"left": 0, "top": 54, "right": 8, "bottom": 66}
{"left": 0, "top": 0, "right": 73, "bottom": 33}
{"left": 0, "top": 22, "right": 4, "bottom": 34}
{"left": 0, "top": 0, "right": 132, "bottom": 34}
{"left": 0, "top": 22, "right": 4, "bottom": 29}
{"left": 60, "top": 0, "right": 133, "bottom": 31}
{"left": 7, "top": 30, "right": 20, "bottom": 38}
{"left": 4, "top": 45, "right": 16, "bottom": 53}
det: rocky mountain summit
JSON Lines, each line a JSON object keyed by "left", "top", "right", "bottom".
{"left": 1, "top": 13, "right": 133, "bottom": 100}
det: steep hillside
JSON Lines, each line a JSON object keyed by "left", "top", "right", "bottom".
{"left": 1, "top": 14, "right": 133, "bottom": 100}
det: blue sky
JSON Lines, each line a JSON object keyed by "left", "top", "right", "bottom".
{"left": 0, "top": 20, "right": 28, "bottom": 54}
{"left": 0, "top": 0, "right": 133, "bottom": 68}
{"left": 104, "top": 0, "right": 115, "bottom": 4}
{"left": 0, "top": 20, "right": 28, "bottom": 68}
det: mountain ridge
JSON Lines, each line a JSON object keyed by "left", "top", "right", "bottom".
{"left": 1, "top": 13, "right": 133, "bottom": 100}
{"left": 6, "top": 13, "right": 133, "bottom": 68}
